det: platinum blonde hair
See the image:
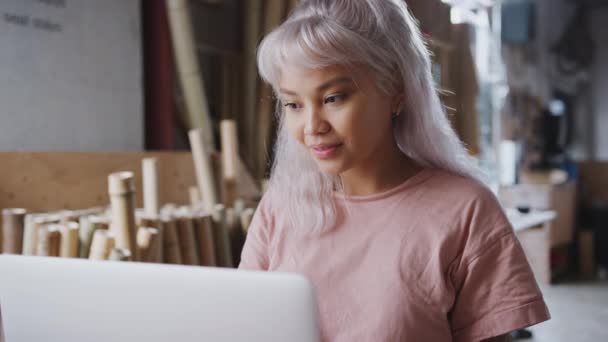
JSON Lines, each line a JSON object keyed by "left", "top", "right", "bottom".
{"left": 257, "top": 0, "right": 484, "bottom": 233}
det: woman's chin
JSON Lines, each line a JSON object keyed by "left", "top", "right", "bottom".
{"left": 313, "top": 159, "right": 346, "bottom": 176}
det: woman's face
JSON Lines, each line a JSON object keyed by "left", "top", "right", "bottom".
{"left": 278, "top": 64, "right": 398, "bottom": 176}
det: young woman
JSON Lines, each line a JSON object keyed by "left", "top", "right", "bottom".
{"left": 239, "top": 1, "right": 550, "bottom": 341}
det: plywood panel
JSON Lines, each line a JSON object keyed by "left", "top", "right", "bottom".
{"left": 0, "top": 152, "right": 260, "bottom": 212}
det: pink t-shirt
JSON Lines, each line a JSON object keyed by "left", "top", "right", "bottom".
{"left": 239, "top": 168, "right": 550, "bottom": 341}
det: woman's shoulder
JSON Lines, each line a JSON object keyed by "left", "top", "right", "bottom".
{"left": 420, "top": 168, "right": 495, "bottom": 204}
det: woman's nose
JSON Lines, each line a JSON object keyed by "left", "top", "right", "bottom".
{"left": 303, "top": 108, "right": 330, "bottom": 135}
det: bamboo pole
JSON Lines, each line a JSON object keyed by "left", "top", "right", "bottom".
{"left": 89, "top": 229, "right": 115, "bottom": 260}
{"left": 59, "top": 222, "right": 79, "bottom": 258}
{"left": 193, "top": 214, "right": 216, "bottom": 266}
{"left": 189, "top": 186, "right": 201, "bottom": 208}
{"left": 142, "top": 158, "right": 160, "bottom": 217}
{"left": 243, "top": 0, "right": 264, "bottom": 172}
{"left": 1, "top": 208, "right": 27, "bottom": 254}
{"left": 189, "top": 129, "right": 218, "bottom": 213}
{"left": 166, "top": 0, "right": 215, "bottom": 150}
{"left": 255, "top": 0, "right": 287, "bottom": 178}
{"left": 162, "top": 216, "right": 182, "bottom": 264}
{"left": 108, "top": 172, "right": 138, "bottom": 261}
{"left": 211, "top": 204, "right": 233, "bottom": 267}
{"left": 220, "top": 120, "right": 239, "bottom": 208}
{"left": 176, "top": 215, "right": 199, "bottom": 265}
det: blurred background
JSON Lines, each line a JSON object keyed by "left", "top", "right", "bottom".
{"left": 0, "top": 0, "right": 607, "bottom": 341}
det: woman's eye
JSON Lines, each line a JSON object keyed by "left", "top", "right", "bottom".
{"left": 324, "top": 94, "right": 346, "bottom": 104}
{"left": 283, "top": 102, "right": 299, "bottom": 109}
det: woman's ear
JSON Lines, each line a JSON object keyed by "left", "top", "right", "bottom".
{"left": 391, "top": 94, "right": 404, "bottom": 114}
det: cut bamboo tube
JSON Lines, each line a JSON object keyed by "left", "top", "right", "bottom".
{"left": 108, "top": 171, "right": 138, "bottom": 261}
{"left": 189, "top": 129, "right": 218, "bottom": 213}
{"left": 89, "top": 230, "right": 115, "bottom": 260}
{"left": 142, "top": 158, "right": 160, "bottom": 217}
{"left": 2, "top": 208, "right": 27, "bottom": 254}
{"left": 140, "top": 216, "right": 164, "bottom": 262}
{"left": 59, "top": 222, "right": 79, "bottom": 258}
{"left": 167, "top": 0, "right": 214, "bottom": 150}
{"left": 189, "top": 186, "right": 201, "bottom": 207}
{"left": 226, "top": 208, "right": 245, "bottom": 266}
{"left": 220, "top": 120, "right": 239, "bottom": 208}
{"left": 176, "top": 215, "right": 199, "bottom": 265}
{"left": 78, "top": 215, "right": 107, "bottom": 258}
{"left": 211, "top": 204, "right": 233, "bottom": 267}
{"left": 24, "top": 215, "right": 57, "bottom": 255}
{"left": 234, "top": 199, "right": 246, "bottom": 216}
{"left": 137, "top": 227, "right": 160, "bottom": 263}
{"left": 162, "top": 216, "right": 182, "bottom": 264}
{"left": 240, "top": 208, "right": 255, "bottom": 233}
{"left": 108, "top": 248, "right": 131, "bottom": 262}
{"left": 35, "top": 225, "right": 52, "bottom": 256}
{"left": 59, "top": 211, "right": 79, "bottom": 224}
{"left": 193, "top": 214, "right": 216, "bottom": 266}
{"left": 47, "top": 226, "right": 61, "bottom": 257}
{"left": 22, "top": 214, "right": 38, "bottom": 255}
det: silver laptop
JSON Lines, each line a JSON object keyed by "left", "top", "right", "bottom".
{"left": 0, "top": 255, "right": 320, "bottom": 342}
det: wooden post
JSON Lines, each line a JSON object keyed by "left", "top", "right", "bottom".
{"left": 142, "top": 158, "right": 160, "bottom": 217}
{"left": 108, "top": 171, "right": 138, "bottom": 261}
{"left": 189, "top": 129, "right": 218, "bottom": 213}
{"left": 1, "top": 208, "right": 27, "bottom": 254}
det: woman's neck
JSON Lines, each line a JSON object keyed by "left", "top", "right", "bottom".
{"left": 339, "top": 141, "right": 421, "bottom": 197}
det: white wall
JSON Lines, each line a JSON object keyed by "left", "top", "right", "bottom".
{"left": 0, "top": 0, "right": 142, "bottom": 151}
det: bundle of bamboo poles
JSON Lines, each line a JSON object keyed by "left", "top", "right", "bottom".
{"left": 0, "top": 119, "right": 258, "bottom": 267}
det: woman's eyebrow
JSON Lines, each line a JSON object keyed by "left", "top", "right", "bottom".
{"left": 279, "top": 76, "right": 354, "bottom": 96}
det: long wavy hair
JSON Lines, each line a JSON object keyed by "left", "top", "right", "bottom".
{"left": 257, "top": 0, "right": 484, "bottom": 233}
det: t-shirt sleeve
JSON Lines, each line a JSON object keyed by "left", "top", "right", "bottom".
{"left": 449, "top": 191, "right": 550, "bottom": 342}
{"left": 238, "top": 196, "right": 271, "bottom": 270}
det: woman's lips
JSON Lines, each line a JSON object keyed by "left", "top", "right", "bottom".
{"left": 311, "top": 144, "right": 342, "bottom": 159}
